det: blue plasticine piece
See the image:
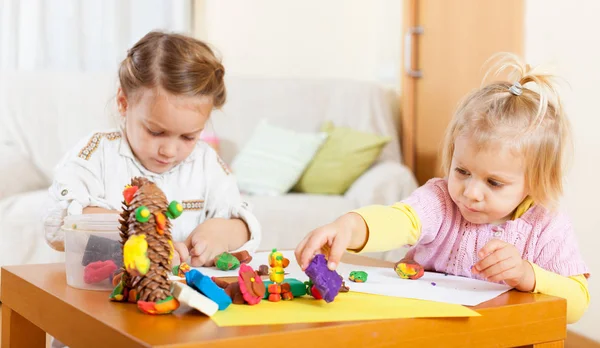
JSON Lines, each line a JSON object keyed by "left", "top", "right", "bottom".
{"left": 185, "top": 269, "right": 232, "bottom": 310}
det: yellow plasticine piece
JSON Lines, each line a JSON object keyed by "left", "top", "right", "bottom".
{"left": 124, "top": 234, "right": 150, "bottom": 276}
{"left": 168, "top": 240, "right": 175, "bottom": 260}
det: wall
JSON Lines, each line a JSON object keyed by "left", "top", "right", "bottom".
{"left": 525, "top": 0, "right": 600, "bottom": 340}
{"left": 195, "top": 0, "right": 402, "bottom": 86}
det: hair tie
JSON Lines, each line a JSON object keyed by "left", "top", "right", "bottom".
{"left": 509, "top": 81, "right": 523, "bottom": 96}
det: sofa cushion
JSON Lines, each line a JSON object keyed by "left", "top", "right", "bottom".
{"left": 293, "top": 121, "right": 390, "bottom": 194}
{"left": 209, "top": 77, "right": 402, "bottom": 166}
{"left": 231, "top": 120, "right": 327, "bottom": 196}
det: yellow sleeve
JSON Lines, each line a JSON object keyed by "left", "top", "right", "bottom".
{"left": 530, "top": 263, "right": 590, "bottom": 324}
{"left": 348, "top": 203, "right": 421, "bottom": 253}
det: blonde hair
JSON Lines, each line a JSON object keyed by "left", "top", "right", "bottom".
{"left": 441, "top": 52, "right": 571, "bottom": 209}
{"left": 118, "top": 31, "right": 226, "bottom": 108}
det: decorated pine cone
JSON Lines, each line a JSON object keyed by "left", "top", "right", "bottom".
{"left": 120, "top": 177, "right": 183, "bottom": 303}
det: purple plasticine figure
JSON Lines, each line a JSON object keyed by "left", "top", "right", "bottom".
{"left": 304, "top": 254, "right": 342, "bottom": 303}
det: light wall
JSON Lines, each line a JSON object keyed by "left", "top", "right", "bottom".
{"left": 195, "top": 0, "right": 402, "bottom": 87}
{"left": 525, "top": 0, "right": 600, "bottom": 340}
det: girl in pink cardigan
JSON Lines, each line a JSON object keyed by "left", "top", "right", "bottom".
{"left": 295, "top": 53, "right": 590, "bottom": 323}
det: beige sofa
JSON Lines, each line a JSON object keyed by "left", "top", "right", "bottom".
{"left": 0, "top": 72, "right": 417, "bottom": 267}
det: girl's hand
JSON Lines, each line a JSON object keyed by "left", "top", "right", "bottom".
{"left": 472, "top": 239, "right": 535, "bottom": 291}
{"left": 294, "top": 213, "right": 367, "bottom": 271}
{"left": 171, "top": 241, "right": 189, "bottom": 266}
{"left": 185, "top": 219, "right": 246, "bottom": 267}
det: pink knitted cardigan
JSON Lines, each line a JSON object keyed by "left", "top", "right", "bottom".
{"left": 403, "top": 178, "right": 590, "bottom": 280}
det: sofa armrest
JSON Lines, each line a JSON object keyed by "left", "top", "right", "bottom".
{"left": 344, "top": 161, "right": 418, "bottom": 207}
{"left": 0, "top": 143, "right": 48, "bottom": 200}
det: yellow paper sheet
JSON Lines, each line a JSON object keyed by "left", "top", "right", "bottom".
{"left": 210, "top": 291, "right": 479, "bottom": 327}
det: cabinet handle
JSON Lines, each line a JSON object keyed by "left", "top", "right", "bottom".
{"left": 404, "top": 26, "right": 423, "bottom": 78}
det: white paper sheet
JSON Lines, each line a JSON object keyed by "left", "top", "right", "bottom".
{"left": 335, "top": 263, "right": 512, "bottom": 306}
{"left": 170, "top": 250, "right": 511, "bottom": 306}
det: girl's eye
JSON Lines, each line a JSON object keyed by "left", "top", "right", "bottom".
{"left": 182, "top": 135, "right": 196, "bottom": 141}
{"left": 488, "top": 179, "right": 503, "bottom": 188}
{"left": 455, "top": 168, "right": 469, "bottom": 176}
{"left": 147, "top": 128, "right": 163, "bottom": 137}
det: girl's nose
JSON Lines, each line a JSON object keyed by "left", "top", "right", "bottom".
{"left": 463, "top": 180, "right": 484, "bottom": 202}
{"left": 159, "top": 141, "right": 177, "bottom": 158}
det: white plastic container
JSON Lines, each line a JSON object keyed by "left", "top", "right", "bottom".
{"left": 62, "top": 214, "right": 122, "bottom": 291}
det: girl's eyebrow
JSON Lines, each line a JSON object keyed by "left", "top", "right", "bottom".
{"left": 182, "top": 128, "right": 204, "bottom": 137}
{"left": 144, "top": 119, "right": 163, "bottom": 130}
{"left": 487, "top": 172, "right": 516, "bottom": 183}
{"left": 145, "top": 119, "right": 203, "bottom": 135}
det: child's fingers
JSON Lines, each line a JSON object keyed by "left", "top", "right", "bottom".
{"left": 299, "top": 234, "right": 328, "bottom": 270}
{"left": 327, "top": 233, "right": 351, "bottom": 270}
{"left": 172, "top": 250, "right": 181, "bottom": 266}
{"left": 173, "top": 242, "right": 189, "bottom": 263}
{"left": 478, "top": 239, "right": 507, "bottom": 259}
{"left": 478, "top": 258, "right": 515, "bottom": 279}
{"left": 190, "top": 255, "right": 204, "bottom": 267}
{"left": 203, "top": 250, "right": 219, "bottom": 267}
{"left": 189, "top": 250, "right": 209, "bottom": 267}
{"left": 486, "top": 267, "right": 520, "bottom": 283}
{"left": 191, "top": 240, "right": 208, "bottom": 257}
{"left": 474, "top": 246, "right": 511, "bottom": 273}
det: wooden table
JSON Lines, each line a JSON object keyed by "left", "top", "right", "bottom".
{"left": 1, "top": 254, "right": 566, "bottom": 348}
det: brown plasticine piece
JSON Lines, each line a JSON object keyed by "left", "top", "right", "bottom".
{"left": 212, "top": 277, "right": 246, "bottom": 305}
{"left": 281, "top": 283, "right": 291, "bottom": 293}
{"left": 212, "top": 277, "right": 230, "bottom": 288}
{"left": 230, "top": 250, "right": 253, "bottom": 264}
{"left": 257, "top": 264, "right": 269, "bottom": 276}
{"left": 337, "top": 275, "right": 350, "bottom": 292}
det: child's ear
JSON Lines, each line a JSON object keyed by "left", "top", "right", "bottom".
{"left": 116, "top": 87, "right": 128, "bottom": 117}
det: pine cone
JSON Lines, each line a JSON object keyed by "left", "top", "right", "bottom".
{"left": 124, "top": 177, "right": 175, "bottom": 302}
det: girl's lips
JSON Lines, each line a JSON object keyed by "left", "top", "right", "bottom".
{"left": 463, "top": 203, "right": 480, "bottom": 213}
{"left": 155, "top": 159, "right": 171, "bottom": 165}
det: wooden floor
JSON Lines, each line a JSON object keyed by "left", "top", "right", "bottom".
{"left": 0, "top": 304, "right": 598, "bottom": 348}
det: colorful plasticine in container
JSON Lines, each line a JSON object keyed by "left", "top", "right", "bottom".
{"left": 62, "top": 214, "right": 122, "bottom": 291}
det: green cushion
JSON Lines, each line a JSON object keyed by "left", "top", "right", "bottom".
{"left": 293, "top": 121, "right": 390, "bottom": 194}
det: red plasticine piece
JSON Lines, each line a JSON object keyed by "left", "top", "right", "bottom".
{"left": 122, "top": 186, "right": 139, "bottom": 205}
{"left": 311, "top": 285, "right": 323, "bottom": 300}
{"left": 84, "top": 260, "right": 118, "bottom": 284}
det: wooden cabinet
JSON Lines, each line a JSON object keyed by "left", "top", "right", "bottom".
{"left": 400, "top": 0, "right": 524, "bottom": 185}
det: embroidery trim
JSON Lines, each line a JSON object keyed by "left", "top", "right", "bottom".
{"left": 182, "top": 200, "right": 204, "bottom": 210}
{"left": 78, "top": 132, "right": 121, "bottom": 160}
{"left": 216, "top": 156, "right": 231, "bottom": 175}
